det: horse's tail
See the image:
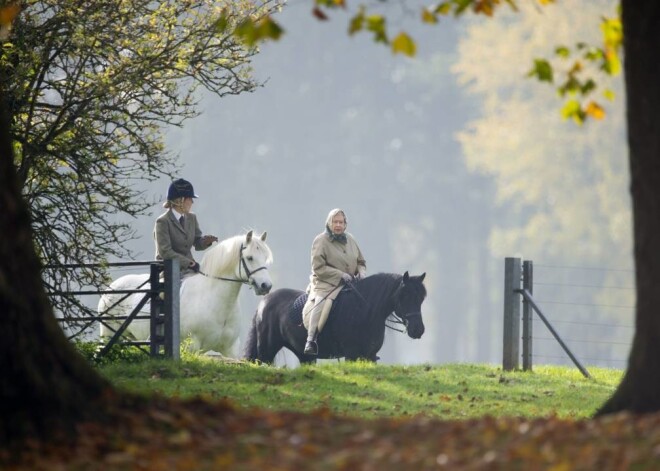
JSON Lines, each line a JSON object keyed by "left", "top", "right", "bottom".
{"left": 243, "top": 311, "right": 259, "bottom": 361}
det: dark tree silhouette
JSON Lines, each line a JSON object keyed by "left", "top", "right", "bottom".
{"left": 596, "top": 0, "right": 660, "bottom": 415}
{"left": 0, "top": 101, "right": 113, "bottom": 445}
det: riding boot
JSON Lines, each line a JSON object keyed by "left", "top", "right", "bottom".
{"left": 304, "top": 299, "right": 324, "bottom": 355}
{"left": 304, "top": 331, "right": 318, "bottom": 355}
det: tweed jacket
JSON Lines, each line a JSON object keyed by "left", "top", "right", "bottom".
{"left": 154, "top": 210, "right": 206, "bottom": 275}
{"left": 307, "top": 231, "right": 366, "bottom": 302}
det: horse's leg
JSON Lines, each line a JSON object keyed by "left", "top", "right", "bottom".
{"left": 256, "top": 337, "right": 283, "bottom": 364}
{"left": 297, "top": 354, "right": 317, "bottom": 365}
{"left": 344, "top": 346, "right": 379, "bottom": 363}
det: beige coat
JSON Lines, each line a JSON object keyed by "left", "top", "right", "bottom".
{"left": 154, "top": 210, "right": 207, "bottom": 276}
{"left": 307, "top": 231, "right": 367, "bottom": 302}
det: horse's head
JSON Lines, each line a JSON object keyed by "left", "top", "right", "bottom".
{"left": 393, "top": 271, "right": 427, "bottom": 339}
{"left": 240, "top": 230, "right": 273, "bottom": 295}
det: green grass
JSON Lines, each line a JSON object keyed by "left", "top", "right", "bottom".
{"left": 98, "top": 357, "right": 622, "bottom": 420}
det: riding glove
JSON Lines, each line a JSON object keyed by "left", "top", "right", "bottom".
{"left": 341, "top": 273, "right": 353, "bottom": 284}
{"left": 201, "top": 235, "right": 218, "bottom": 249}
{"left": 190, "top": 261, "right": 201, "bottom": 273}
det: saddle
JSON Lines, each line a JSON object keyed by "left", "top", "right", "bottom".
{"left": 293, "top": 283, "right": 360, "bottom": 330}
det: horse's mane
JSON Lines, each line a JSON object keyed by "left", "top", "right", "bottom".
{"left": 200, "top": 233, "right": 272, "bottom": 276}
{"left": 355, "top": 273, "right": 401, "bottom": 303}
{"left": 339, "top": 272, "right": 427, "bottom": 320}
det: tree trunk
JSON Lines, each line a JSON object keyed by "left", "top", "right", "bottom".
{"left": 0, "top": 101, "right": 112, "bottom": 446}
{"left": 596, "top": 1, "right": 660, "bottom": 415}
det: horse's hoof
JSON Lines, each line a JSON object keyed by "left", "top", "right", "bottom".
{"left": 304, "top": 340, "right": 318, "bottom": 355}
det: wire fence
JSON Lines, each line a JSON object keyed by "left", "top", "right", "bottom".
{"left": 529, "top": 263, "right": 634, "bottom": 369}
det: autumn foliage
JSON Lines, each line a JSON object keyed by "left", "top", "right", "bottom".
{"left": 3, "top": 393, "right": 660, "bottom": 470}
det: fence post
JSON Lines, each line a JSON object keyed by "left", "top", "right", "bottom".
{"left": 150, "top": 263, "right": 163, "bottom": 357}
{"left": 163, "top": 259, "right": 180, "bottom": 360}
{"left": 503, "top": 257, "right": 521, "bottom": 371}
{"left": 522, "top": 260, "right": 533, "bottom": 371}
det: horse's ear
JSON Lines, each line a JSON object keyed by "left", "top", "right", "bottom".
{"left": 419, "top": 272, "right": 426, "bottom": 282}
{"left": 260, "top": 231, "right": 267, "bottom": 241}
{"left": 246, "top": 230, "right": 253, "bottom": 244}
{"left": 403, "top": 271, "right": 410, "bottom": 283}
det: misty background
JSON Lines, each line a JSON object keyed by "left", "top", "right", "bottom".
{"left": 110, "top": 0, "right": 632, "bottom": 368}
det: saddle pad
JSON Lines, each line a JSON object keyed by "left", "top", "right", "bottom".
{"left": 289, "top": 293, "right": 308, "bottom": 323}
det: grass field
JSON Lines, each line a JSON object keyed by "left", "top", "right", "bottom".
{"left": 98, "top": 357, "right": 623, "bottom": 420}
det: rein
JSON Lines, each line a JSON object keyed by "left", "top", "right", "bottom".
{"left": 198, "top": 243, "right": 267, "bottom": 286}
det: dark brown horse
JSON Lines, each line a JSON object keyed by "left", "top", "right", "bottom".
{"left": 243, "top": 272, "right": 427, "bottom": 364}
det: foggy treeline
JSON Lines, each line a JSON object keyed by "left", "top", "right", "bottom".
{"left": 119, "top": 0, "right": 631, "bottom": 367}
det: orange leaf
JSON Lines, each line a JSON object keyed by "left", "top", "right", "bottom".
{"left": 585, "top": 101, "right": 606, "bottom": 120}
{"left": 0, "top": 3, "right": 20, "bottom": 25}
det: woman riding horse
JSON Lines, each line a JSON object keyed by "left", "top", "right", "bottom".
{"left": 304, "top": 208, "right": 366, "bottom": 355}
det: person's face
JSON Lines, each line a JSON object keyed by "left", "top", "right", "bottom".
{"left": 330, "top": 213, "right": 346, "bottom": 235}
{"left": 181, "top": 197, "right": 194, "bottom": 213}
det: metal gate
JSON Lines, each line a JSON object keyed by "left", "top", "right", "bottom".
{"left": 47, "top": 259, "right": 180, "bottom": 359}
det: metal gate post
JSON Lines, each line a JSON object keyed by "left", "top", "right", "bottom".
{"left": 522, "top": 260, "right": 533, "bottom": 371}
{"left": 503, "top": 257, "right": 521, "bottom": 371}
{"left": 163, "top": 258, "right": 180, "bottom": 360}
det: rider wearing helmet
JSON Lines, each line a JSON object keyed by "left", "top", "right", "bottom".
{"left": 154, "top": 178, "right": 218, "bottom": 278}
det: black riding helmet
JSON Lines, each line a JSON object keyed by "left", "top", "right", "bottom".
{"left": 167, "top": 178, "right": 199, "bottom": 200}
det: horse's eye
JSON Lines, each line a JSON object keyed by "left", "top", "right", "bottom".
{"left": 247, "top": 256, "right": 254, "bottom": 262}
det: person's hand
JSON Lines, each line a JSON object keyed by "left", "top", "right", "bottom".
{"left": 341, "top": 273, "right": 353, "bottom": 284}
{"left": 355, "top": 272, "right": 366, "bottom": 281}
{"left": 202, "top": 235, "right": 218, "bottom": 248}
{"left": 190, "top": 261, "right": 200, "bottom": 273}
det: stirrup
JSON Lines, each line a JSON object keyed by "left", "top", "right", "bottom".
{"left": 304, "top": 340, "right": 318, "bottom": 355}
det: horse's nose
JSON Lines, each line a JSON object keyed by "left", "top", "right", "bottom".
{"left": 408, "top": 324, "right": 425, "bottom": 339}
{"left": 261, "top": 282, "right": 272, "bottom": 294}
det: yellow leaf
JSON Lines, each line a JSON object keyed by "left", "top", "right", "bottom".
{"left": 561, "top": 99, "right": 583, "bottom": 124}
{"left": 348, "top": 9, "right": 364, "bottom": 35}
{"left": 215, "top": 10, "right": 230, "bottom": 34}
{"left": 391, "top": 32, "right": 416, "bottom": 57}
{"left": 434, "top": 3, "right": 452, "bottom": 15}
{"left": 421, "top": 9, "right": 438, "bottom": 24}
{"left": 257, "top": 15, "right": 284, "bottom": 42}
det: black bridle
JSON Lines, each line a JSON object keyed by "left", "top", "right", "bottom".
{"left": 347, "top": 279, "right": 422, "bottom": 334}
{"left": 198, "top": 243, "right": 268, "bottom": 286}
{"left": 386, "top": 310, "right": 422, "bottom": 333}
{"left": 385, "top": 283, "right": 422, "bottom": 333}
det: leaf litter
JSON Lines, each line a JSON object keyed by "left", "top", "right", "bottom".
{"left": 2, "top": 393, "right": 660, "bottom": 470}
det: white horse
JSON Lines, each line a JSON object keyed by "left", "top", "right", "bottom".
{"left": 98, "top": 230, "right": 273, "bottom": 356}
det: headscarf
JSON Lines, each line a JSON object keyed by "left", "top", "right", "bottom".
{"left": 325, "top": 208, "right": 347, "bottom": 244}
